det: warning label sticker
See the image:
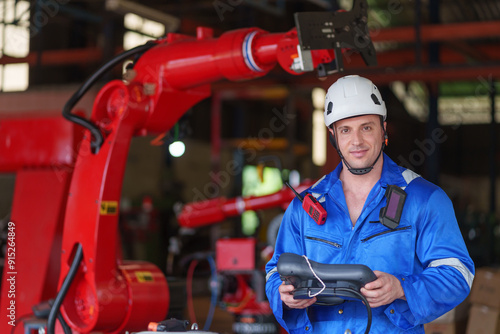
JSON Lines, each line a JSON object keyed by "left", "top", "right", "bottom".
{"left": 135, "top": 271, "right": 154, "bottom": 283}
{"left": 100, "top": 201, "right": 118, "bottom": 215}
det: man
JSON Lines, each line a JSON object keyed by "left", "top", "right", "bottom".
{"left": 265, "top": 75, "right": 474, "bottom": 333}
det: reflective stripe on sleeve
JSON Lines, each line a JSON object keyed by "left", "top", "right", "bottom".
{"left": 428, "top": 258, "right": 474, "bottom": 289}
{"left": 402, "top": 169, "right": 420, "bottom": 190}
{"left": 266, "top": 267, "right": 278, "bottom": 282}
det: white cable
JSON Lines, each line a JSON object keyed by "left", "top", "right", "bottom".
{"left": 302, "top": 255, "right": 326, "bottom": 298}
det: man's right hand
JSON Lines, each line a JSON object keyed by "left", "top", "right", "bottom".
{"left": 279, "top": 281, "right": 317, "bottom": 309}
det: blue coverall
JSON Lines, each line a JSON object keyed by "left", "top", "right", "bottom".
{"left": 265, "top": 154, "right": 474, "bottom": 333}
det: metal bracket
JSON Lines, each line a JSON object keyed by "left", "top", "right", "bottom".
{"left": 295, "top": 45, "right": 314, "bottom": 73}
{"left": 294, "top": 0, "right": 377, "bottom": 75}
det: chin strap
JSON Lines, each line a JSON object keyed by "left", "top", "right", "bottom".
{"left": 329, "top": 118, "right": 388, "bottom": 176}
{"left": 344, "top": 144, "right": 384, "bottom": 175}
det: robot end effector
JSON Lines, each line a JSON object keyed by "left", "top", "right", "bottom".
{"left": 293, "top": 0, "right": 377, "bottom": 76}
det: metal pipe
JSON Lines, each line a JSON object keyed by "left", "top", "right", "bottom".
{"left": 414, "top": 0, "right": 422, "bottom": 66}
{"left": 371, "top": 21, "right": 500, "bottom": 43}
{"left": 425, "top": 0, "right": 440, "bottom": 184}
{"left": 489, "top": 77, "right": 496, "bottom": 214}
{"left": 211, "top": 92, "right": 222, "bottom": 182}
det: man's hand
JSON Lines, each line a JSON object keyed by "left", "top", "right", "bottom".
{"left": 360, "top": 271, "right": 406, "bottom": 308}
{"left": 279, "top": 281, "right": 317, "bottom": 309}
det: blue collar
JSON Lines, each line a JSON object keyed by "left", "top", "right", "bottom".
{"left": 310, "top": 154, "right": 408, "bottom": 195}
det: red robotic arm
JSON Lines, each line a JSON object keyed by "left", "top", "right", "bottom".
{"left": 99, "top": 26, "right": 335, "bottom": 136}
{"left": 58, "top": 27, "right": 336, "bottom": 334}
{"left": 177, "top": 180, "right": 316, "bottom": 229}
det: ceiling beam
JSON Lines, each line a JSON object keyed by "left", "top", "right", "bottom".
{"left": 106, "top": 0, "right": 180, "bottom": 31}
{"left": 344, "top": 44, "right": 500, "bottom": 68}
{"left": 319, "top": 64, "right": 500, "bottom": 86}
{"left": 444, "top": 40, "right": 492, "bottom": 62}
{"left": 371, "top": 20, "right": 500, "bottom": 43}
{"left": 0, "top": 48, "right": 104, "bottom": 66}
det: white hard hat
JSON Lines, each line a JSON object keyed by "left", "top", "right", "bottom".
{"left": 324, "top": 75, "right": 386, "bottom": 128}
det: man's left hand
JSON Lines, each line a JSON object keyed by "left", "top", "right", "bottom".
{"left": 360, "top": 271, "right": 405, "bottom": 308}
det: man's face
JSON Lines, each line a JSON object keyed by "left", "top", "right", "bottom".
{"left": 329, "top": 114, "right": 385, "bottom": 170}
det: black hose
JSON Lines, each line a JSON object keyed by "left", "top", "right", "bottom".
{"left": 57, "top": 312, "right": 72, "bottom": 334}
{"left": 335, "top": 288, "right": 372, "bottom": 334}
{"left": 47, "top": 243, "right": 84, "bottom": 334}
{"left": 62, "top": 42, "right": 156, "bottom": 154}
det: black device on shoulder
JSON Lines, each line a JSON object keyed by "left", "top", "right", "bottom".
{"left": 379, "top": 185, "right": 407, "bottom": 229}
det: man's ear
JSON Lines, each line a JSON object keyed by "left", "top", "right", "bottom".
{"left": 328, "top": 127, "right": 337, "bottom": 149}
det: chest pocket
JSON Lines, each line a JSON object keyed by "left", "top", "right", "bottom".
{"left": 304, "top": 229, "right": 343, "bottom": 263}
{"left": 361, "top": 225, "right": 411, "bottom": 242}
{"left": 359, "top": 222, "right": 413, "bottom": 273}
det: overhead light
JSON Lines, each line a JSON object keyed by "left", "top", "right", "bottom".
{"left": 312, "top": 109, "right": 327, "bottom": 166}
{"left": 312, "top": 87, "right": 326, "bottom": 110}
{"left": 169, "top": 141, "right": 185, "bottom": 158}
{"left": 3, "top": 63, "right": 29, "bottom": 92}
{"left": 106, "top": 0, "right": 180, "bottom": 32}
{"left": 312, "top": 88, "right": 326, "bottom": 166}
